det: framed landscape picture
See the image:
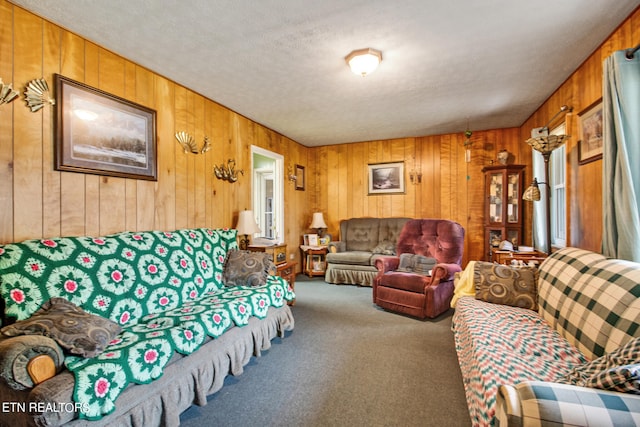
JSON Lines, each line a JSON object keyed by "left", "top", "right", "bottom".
{"left": 578, "top": 99, "right": 603, "bottom": 165}
{"left": 54, "top": 74, "right": 158, "bottom": 180}
{"left": 368, "top": 161, "right": 405, "bottom": 195}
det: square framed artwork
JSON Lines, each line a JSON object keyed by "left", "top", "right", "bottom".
{"left": 368, "top": 161, "right": 405, "bottom": 195}
{"left": 578, "top": 99, "right": 603, "bottom": 165}
{"left": 54, "top": 74, "right": 158, "bottom": 180}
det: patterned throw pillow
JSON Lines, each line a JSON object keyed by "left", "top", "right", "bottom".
{"left": 372, "top": 241, "right": 396, "bottom": 255}
{"left": 473, "top": 262, "right": 538, "bottom": 310}
{"left": 586, "top": 364, "right": 640, "bottom": 394}
{"left": 223, "top": 250, "right": 276, "bottom": 287}
{"left": 397, "top": 254, "right": 436, "bottom": 276}
{"left": 560, "top": 336, "right": 640, "bottom": 391}
{"left": 0, "top": 298, "right": 121, "bottom": 358}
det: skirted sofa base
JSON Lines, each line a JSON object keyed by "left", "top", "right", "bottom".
{"left": 0, "top": 306, "right": 293, "bottom": 427}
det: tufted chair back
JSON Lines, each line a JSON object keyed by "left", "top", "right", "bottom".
{"left": 395, "top": 219, "right": 464, "bottom": 266}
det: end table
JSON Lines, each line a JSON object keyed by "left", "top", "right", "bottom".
{"left": 300, "top": 245, "right": 328, "bottom": 278}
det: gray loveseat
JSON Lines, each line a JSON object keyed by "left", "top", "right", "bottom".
{"left": 325, "top": 217, "right": 410, "bottom": 286}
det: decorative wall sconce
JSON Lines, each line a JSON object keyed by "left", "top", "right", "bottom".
{"left": 214, "top": 159, "right": 243, "bottom": 183}
{"left": 24, "top": 78, "right": 54, "bottom": 112}
{"left": 288, "top": 165, "right": 297, "bottom": 183}
{"left": 409, "top": 168, "right": 422, "bottom": 184}
{"left": 0, "top": 78, "right": 19, "bottom": 106}
{"left": 175, "top": 132, "right": 211, "bottom": 154}
{"left": 463, "top": 129, "right": 473, "bottom": 163}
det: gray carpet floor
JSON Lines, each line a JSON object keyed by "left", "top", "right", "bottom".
{"left": 180, "top": 276, "right": 471, "bottom": 426}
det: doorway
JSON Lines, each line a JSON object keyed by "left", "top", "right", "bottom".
{"left": 251, "top": 146, "right": 284, "bottom": 243}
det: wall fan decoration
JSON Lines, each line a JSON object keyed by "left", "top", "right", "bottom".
{"left": 24, "top": 78, "right": 55, "bottom": 112}
{"left": 0, "top": 78, "right": 19, "bottom": 106}
{"left": 175, "top": 132, "right": 211, "bottom": 154}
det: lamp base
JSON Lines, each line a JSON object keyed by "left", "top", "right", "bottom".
{"left": 239, "top": 234, "right": 250, "bottom": 250}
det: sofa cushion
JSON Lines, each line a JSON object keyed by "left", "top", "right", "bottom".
{"left": 343, "top": 218, "right": 380, "bottom": 251}
{"left": 325, "top": 251, "right": 372, "bottom": 266}
{"left": 223, "top": 250, "right": 276, "bottom": 287}
{"left": 473, "top": 262, "right": 538, "bottom": 310}
{"left": 1, "top": 298, "right": 121, "bottom": 358}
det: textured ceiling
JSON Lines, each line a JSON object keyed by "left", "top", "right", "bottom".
{"left": 10, "top": 0, "right": 639, "bottom": 147}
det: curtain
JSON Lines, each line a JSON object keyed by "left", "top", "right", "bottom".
{"left": 602, "top": 49, "right": 640, "bottom": 262}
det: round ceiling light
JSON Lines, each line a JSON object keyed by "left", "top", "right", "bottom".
{"left": 345, "top": 48, "right": 382, "bottom": 77}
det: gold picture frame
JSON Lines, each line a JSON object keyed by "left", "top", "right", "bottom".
{"left": 578, "top": 99, "right": 603, "bottom": 165}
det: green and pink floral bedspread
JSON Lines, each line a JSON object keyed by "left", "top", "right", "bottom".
{"left": 0, "top": 228, "right": 294, "bottom": 419}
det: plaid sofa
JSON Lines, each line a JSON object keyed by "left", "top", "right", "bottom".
{"left": 452, "top": 248, "right": 640, "bottom": 426}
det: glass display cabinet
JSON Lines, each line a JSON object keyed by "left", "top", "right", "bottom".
{"left": 482, "top": 164, "right": 525, "bottom": 261}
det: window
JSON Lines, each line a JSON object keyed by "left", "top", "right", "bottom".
{"left": 251, "top": 146, "right": 284, "bottom": 242}
{"left": 532, "top": 123, "right": 567, "bottom": 250}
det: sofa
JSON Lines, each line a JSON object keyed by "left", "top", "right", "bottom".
{"left": 373, "top": 219, "right": 464, "bottom": 319}
{"left": 0, "top": 227, "right": 295, "bottom": 426}
{"left": 451, "top": 247, "right": 640, "bottom": 426}
{"left": 325, "top": 217, "right": 410, "bottom": 286}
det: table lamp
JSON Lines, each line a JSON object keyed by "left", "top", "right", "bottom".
{"left": 236, "top": 210, "right": 261, "bottom": 250}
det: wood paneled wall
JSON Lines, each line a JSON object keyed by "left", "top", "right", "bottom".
{"left": 2, "top": 1, "right": 638, "bottom": 268}
{"left": 0, "top": 1, "right": 311, "bottom": 267}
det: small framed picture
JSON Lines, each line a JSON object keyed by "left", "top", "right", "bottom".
{"left": 295, "top": 164, "right": 305, "bottom": 191}
{"left": 578, "top": 99, "right": 603, "bottom": 165}
{"left": 311, "top": 255, "right": 324, "bottom": 272}
{"left": 318, "top": 236, "right": 330, "bottom": 246}
{"left": 368, "top": 161, "right": 405, "bottom": 195}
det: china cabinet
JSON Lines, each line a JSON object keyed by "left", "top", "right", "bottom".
{"left": 482, "top": 164, "right": 525, "bottom": 261}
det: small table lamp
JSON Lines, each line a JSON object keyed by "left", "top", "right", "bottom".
{"left": 236, "top": 210, "right": 261, "bottom": 250}
{"left": 310, "top": 212, "right": 328, "bottom": 237}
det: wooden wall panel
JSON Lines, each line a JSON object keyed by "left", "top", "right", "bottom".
{"left": 0, "top": 1, "right": 13, "bottom": 243}
{"left": 2, "top": 1, "right": 638, "bottom": 269}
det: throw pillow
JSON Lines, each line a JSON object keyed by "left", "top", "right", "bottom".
{"left": 586, "top": 364, "right": 640, "bottom": 394}
{"left": 560, "top": 336, "right": 640, "bottom": 391}
{"left": 0, "top": 298, "right": 121, "bottom": 358}
{"left": 372, "top": 241, "right": 396, "bottom": 255}
{"left": 223, "top": 250, "right": 276, "bottom": 287}
{"left": 473, "top": 262, "right": 538, "bottom": 310}
{"left": 397, "top": 254, "right": 436, "bottom": 276}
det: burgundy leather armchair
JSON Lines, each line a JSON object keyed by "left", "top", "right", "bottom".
{"left": 373, "top": 219, "right": 465, "bottom": 319}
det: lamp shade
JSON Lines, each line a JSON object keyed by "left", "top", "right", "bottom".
{"left": 310, "top": 212, "right": 327, "bottom": 229}
{"left": 345, "top": 48, "right": 382, "bottom": 77}
{"left": 526, "top": 134, "right": 570, "bottom": 154}
{"left": 522, "top": 179, "right": 542, "bottom": 202}
{"left": 236, "top": 210, "right": 261, "bottom": 235}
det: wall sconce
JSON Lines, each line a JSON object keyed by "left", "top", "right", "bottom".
{"left": 463, "top": 129, "right": 473, "bottom": 163}
{"left": 310, "top": 212, "right": 328, "bottom": 237}
{"left": 0, "top": 78, "right": 19, "bottom": 106}
{"left": 235, "top": 210, "right": 261, "bottom": 250}
{"left": 24, "top": 78, "right": 54, "bottom": 112}
{"left": 345, "top": 48, "right": 382, "bottom": 77}
{"left": 524, "top": 105, "right": 572, "bottom": 253}
{"left": 288, "top": 165, "right": 297, "bottom": 183}
{"left": 214, "top": 159, "right": 243, "bottom": 183}
{"left": 175, "top": 132, "right": 211, "bottom": 154}
{"left": 409, "top": 168, "right": 422, "bottom": 184}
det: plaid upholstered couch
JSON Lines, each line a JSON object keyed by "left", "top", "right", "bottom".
{"left": 0, "top": 228, "right": 295, "bottom": 426}
{"left": 452, "top": 247, "right": 640, "bottom": 426}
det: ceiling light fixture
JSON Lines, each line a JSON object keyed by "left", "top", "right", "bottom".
{"left": 345, "top": 48, "right": 382, "bottom": 77}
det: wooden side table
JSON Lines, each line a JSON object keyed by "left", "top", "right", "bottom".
{"left": 276, "top": 261, "right": 297, "bottom": 306}
{"left": 493, "top": 250, "right": 547, "bottom": 267}
{"left": 300, "top": 245, "right": 328, "bottom": 277}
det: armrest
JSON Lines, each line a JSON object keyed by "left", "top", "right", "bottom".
{"left": 431, "top": 263, "right": 462, "bottom": 282}
{"left": 0, "top": 335, "right": 64, "bottom": 390}
{"left": 374, "top": 255, "right": 400, "bottom": 273}
{"left": 496, "top": 381, "right": 640, "bottom": 427}
{"left": 327, "top": 241, "right": 345, "bottom": 253}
